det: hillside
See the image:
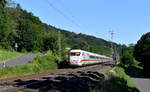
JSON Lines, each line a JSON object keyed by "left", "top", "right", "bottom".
{"left": 1, "top": 2, "right": 123, "bottom": 58}
{"left": 43, "top": 24, "right": 123, "bottom": 56}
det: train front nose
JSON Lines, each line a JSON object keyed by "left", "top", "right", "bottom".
{"left": 70, "top": 56, "right": 80, "bottom": 65}
{"left": 69, "top": 52, "right": 81, "bottom": 66}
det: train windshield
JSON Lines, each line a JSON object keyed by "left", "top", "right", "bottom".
{"left": 70, "top": 52, "right": 80, "bottom": 56}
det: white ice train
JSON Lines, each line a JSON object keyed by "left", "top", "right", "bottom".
{"left": 69, "top": 49, "right": 113, "bottom": 66}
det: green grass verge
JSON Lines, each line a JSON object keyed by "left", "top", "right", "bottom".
{"left": 0, "top": 52, "right": 58, "bottom": 79}
{"left": 112, "top": 66, "right": 137, "bottom": 88}
{"left": 0, "top": 49, "right": 23, "bottom": 62}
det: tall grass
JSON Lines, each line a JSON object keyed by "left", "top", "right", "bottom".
{"left": 0, "top": 52, "right": 58, "bottom": 79}
{"left": 0, "top": 49, "right": 23, "bottom": 62}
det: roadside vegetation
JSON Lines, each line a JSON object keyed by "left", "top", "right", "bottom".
{"left": 119, "top": 44, "right": 143, "bottom": 77}
{"left": 90, "top": 66, "right": 139, "bottom": 92}
{"left": 84, "top": 66, "right": 139, "bottom": 92}
{"left": 119, "top": 32, "right": 150, "bottom": 78}
{"left": 0, "top": 49, "right": 23, "bottom": 62}
{"left": 134, "top": 32, "right": 150, "bottom": 77}
{"left": 0, "top": 52, "right": 58, "bottom": 79}
{"left": 112, "top": 66, "right": 137, "bottom": 88}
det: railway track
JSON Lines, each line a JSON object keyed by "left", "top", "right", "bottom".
{"left": 0, "top": 64, "right": 111, "bottom": 92}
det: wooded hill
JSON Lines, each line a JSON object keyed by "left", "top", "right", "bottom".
{"left": 0, "top": 1, "right": 123, "bottom": 58}
{"left": 44, "top": 24, "right": 123, "bottom": 56}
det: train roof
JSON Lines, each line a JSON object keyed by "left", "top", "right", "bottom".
{"left": 70, "top": 49, "right": 112, "bottom": 59}
{"left": 70, "top": 49, "right": 83, "bottom": 52}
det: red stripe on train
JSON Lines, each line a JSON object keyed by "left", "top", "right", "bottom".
{"left": 80, "top": 59, "right": 110, "bottom": 62}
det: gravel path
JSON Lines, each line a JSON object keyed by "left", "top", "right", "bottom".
{"left": 0, "top": 54, "right": 43, "bottom": 68}
{"left": 133, "top": 78, "right": 150, "bottom": 92}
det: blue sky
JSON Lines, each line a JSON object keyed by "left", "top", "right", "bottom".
{"left": 14, "top": 0, "right": 150, "bottom": 45}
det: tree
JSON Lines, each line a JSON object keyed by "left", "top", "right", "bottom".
{"left": 6, "top": 8, "right": 45, "bottom": 52}
{"left": 43, "top": 31, "right": 66, "bottom": 55}
{"left": 134, "top": 32, "right": 150, "bottom": 64}
{"left": 71, "top": 40, "right": 90, "bottom": 51}
{"left": 121, "top": 51, "right": 134, "bottom": 66}
{"left": 17, "top": 20, "right": 44, "bottom": 51}
{"left": 134, "top": 32, "right": 150, "bottom": 77}
{"left": 0, "top": 0, "right": 11, "bottom": 49}
{"left": 43, "top": 32, "right": 59, "bottom": 52}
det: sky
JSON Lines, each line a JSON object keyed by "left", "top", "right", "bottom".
{"left": 14, "top": 0, "right": 150, "bottom": 45}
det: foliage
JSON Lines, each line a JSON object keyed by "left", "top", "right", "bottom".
{"left": 118, "top": 44, "right": 143, "bottom": 77}
{"left": 62, "top": 32, "right": 113, "bottom": 56}
{"left": 42, "top": 31, "right": 66, "bottom": 56}
{"left": 121, "top": 52, "right": 134, "bottom": 66}
{"left": 0, "top": 49, "right": 22, "bottom": 62}
{"left": 121, "top": 45, "right": 135, "bottom": 66}
{"left": 0, "top": 51, "right": 58, "bottom": 78}
{"left": 43, "top": 25, "right": 123, "bottom": 56}
{"left": 0, "top": 0, "right": 12, "bottom": 49}
{"left": 86, "top": 66, "right": 139, "bottom": 92}
{"left": 8, "top": 8, "right": 44, "bottom": 52}
{"left": 134, "top": 32, "right": 150, "bottom": 64}
{"left": 133, "top": 32, "right": 150, "bottom": 77}
{"left": 92, "top": 77, "right": 139, "bottom": 92}
{"left": 112, "top": 66, "right": 137, "bottom": 88}
{"left": 71, "top": 40, "right": 90, "bottom": 51}
{"left": 5, "top": 5, "right": 67, "bottom": 60}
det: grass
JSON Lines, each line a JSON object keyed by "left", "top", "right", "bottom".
{"left": 131, "top": 60, "right": 143, "bottom": 69}
{"left": 0, "top": 51, "right": 58, "bottom": 79}
{"left": 0, "top": 49, "right": 23, "bottom": 62}
{"left": 111, "top": 66, "right": 137, "bottom": 88}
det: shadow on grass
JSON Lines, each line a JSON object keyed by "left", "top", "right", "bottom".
{"left": 118, "top": 64, "right": 144, "bottom": 78}
{"left": 88, "top": 77, "right": 140, "bottom": 92}
{"left": 125, "top": 66, "right": 144, "bottom": 78}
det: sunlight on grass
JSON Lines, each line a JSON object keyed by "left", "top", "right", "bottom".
{"left": 112, "top": 66, "right": 137, "bottom": 88}
{"left": 0, "top": 52, "right": 58, "bottom": 79}
{"left": 0, "top": 49, "right": 23, "bottom": 62}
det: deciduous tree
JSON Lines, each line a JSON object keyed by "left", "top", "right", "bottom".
{"left": 134, "top": 32, "right": 150, "bottom": 77}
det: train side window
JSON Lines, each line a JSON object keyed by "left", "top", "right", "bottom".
{"left": 90, "top": 55, "right": 95, "bottom": 58}
{"left": 96, "top": 57, "right": 99, "bottom": 59}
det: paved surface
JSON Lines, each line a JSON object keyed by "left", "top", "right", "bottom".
{"left": 0, "top": 54, "right": 43, "bottom": 68}
{"left": 133, "top": 78, "right": 150, "bottom": 92}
